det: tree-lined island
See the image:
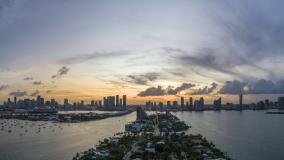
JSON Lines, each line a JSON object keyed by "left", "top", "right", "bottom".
{"left": 73, "top": 108, "right": 231, "bottom": 160}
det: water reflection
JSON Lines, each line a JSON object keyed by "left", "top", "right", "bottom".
{"left": 0, "top": 112, "right": 136, "bottom": 160}
{"left": 173, "top": 110, "right": 284, "bottom": 160}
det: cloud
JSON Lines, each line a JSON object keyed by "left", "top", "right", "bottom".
{"left": 168, "top": 83, "right": 196, "bottom": 95}
{"left": 124, "top": 72, "right": 159, "bottom": 85}
{"left": 137, "top": 83, "right": 195, "bottom": 97}
{"left": 23, "top": 77, "right": 33, "bottom": 80}
{"left": 0, "top": 84, "right": 8, "bottom": 91}
{"left": 9, "top": 90, "right": 27, "bottom": 97}
{"left": 30, "top": 90, "right": 39, "bottom": 97}
{"left": 192, "top": 83, "right": 218, "bottom": 95}
{"left": 137, "top": 86, "right": 165, "bottom": 97}
{"left": 57, "top": 51, "right": 130, "bottom": 65}
{"left": 52, "top": 66, "right": 70, "bottom": 79}
{"left": 32, "top": 81, "right": 42, "bottom": 85}
{"left": 171, "top": 47, "right": 239, "bottom": 77}
{"left": 219, "top": 79, "right": 284, "bottom": 94}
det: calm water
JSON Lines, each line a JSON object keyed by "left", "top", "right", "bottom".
{"left": 0, "top": 111, "right": 283, "bottom": 160}
{"left": 173, "top": 110, "right": 284, "bottom": 160}
{"left": 0, "top": 112, "right": 136, "bottom": 160}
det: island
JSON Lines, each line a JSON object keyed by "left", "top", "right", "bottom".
{"left": 73, "top": 108, "right": 231, "bottom": 160}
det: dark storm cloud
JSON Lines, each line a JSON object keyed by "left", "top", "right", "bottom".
{"left": 23, "top": 77, "right": 33, "bottom": 80}
{"left": 219, "top": 80, "right": 246, "bottom": 94}
{"left": 215, "top": 1, "right": 284, "bottom": 58}
{"left": 170, "top": 47, "right": 244, "bottom": 78}
{"left": 32, "top": 81, "right": 42, "bottom": 85}
{"left": 166, "top": 1, "right": 284, "bottom": 80}
{"left": 137, "top": 83, "right": 195, "bottom": 97}
{"left": 137, "top": 86, "right": 165, "bottom": 97}
{"left": 57, "top": 51, "right": 130, "bottom": 65}
{"left": 52, "top": 66, "right": 69, "bottom": 79}
{"left": 30, "top": 90, "right": 39, "bottom": 97}
{"left": 219, "top": 79, "right": 284, "bottom": 94}
{"left": 168, "top": 83, "right": 196, "bottom": 95}
{"left": 124, "top": 72, "right": 159, "bottom": 85}
{"left": 9, "top": 90, "right": 27, "bottom": 97}
{"left": 192, "top": 82, "right": 218, "bottom": 95}
{"left": 0, "top": 84, "right": 8, "bottom": 91}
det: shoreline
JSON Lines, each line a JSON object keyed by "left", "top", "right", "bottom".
{"left": 73, "top": 111, "right": 231, "bottom": 160}
{"left": 0, "top": 110, "right": 134, "bottom": 123}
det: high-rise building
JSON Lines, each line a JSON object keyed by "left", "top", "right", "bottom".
{"left": 64, "top": 98, "right": 69, "bottom": 106}
{"left": 98, "top": 100, "right": 102, "bottom": 108}
{"left": 123, "top": 95, "right": 127, "bottom": 110}
{"left": 278, "top": 97, "right": 284, "bottom": 109}
{"left": 119, "top": 98, "right": 123, "bottom": 110}
{"left": 105, "top": 96, "right": 115, "bottom": 110}
{"left": 181, "top": 97, "right": 184, "bottom": 109}
{"left": 213, "top": 97, "right": 221, "bottom": 110}
{"left": 91, "top": 100, "right": 95, "bottom": 106}
{"left": 14, "top": 97, "right": 17, "bottom": 106}
{"left": 200, "top": 97, "right": 204, "bottom": 108}
{"left": 103, "top": 97, "right": 107, "bottom": 108}
{"left": 189, "top": 97, "right": 193, "bottom": 109}
{"left": 116, "top": 95, "right": 119, "bottom": 109}
{"left": 37, "top": 96, "right": 41, "bottom": 107}
{"left": 158, "top": 102, "right": 164, "bottom": 111}
{"left": 239, "top": 94, "right": 243, "bottom": 110}
{"left": 167, "top": 101, "right": 171, "bottom": 109}
{"left": 173, "top": 101, "right": 178, "bottom": 110}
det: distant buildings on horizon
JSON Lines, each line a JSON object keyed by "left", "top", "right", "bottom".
{"left": 1, "top": 94, "right": 284, "bottom": 111}
{"left": 1, "top": 95, "right": 127, "bottom": 111}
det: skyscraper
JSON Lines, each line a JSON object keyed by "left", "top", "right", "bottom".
{"left": 173, "top": 101, "right": 178, "bottom": 110}
{"left": 278, "top": 97, "right": 284, "bottom": 109}
{"left": 167, "top": 101, "right": 171, "bottom": 109}
{"left": 119, "top": 98, "right": 123, "bottom": 110}
{"left": 181, "top": 97, "right": 184, "bottom": 110}
{"left": 64, "top": 98, "right": 69, "bottom": 106}
{"left": 37, "top": 96, "right": 41, "bottom": 107}
{"left": 14, "top": 97, "right": 17, "bottom": 106}
{"left": 116, "top": 95, "right": 119, "bottom": 109}
{"left": 200, "top": 97, "right": 204, "bottom": 109}
{"left": 123, "top": 95, "right": 127, "bottom": 110}
{"left": 189, "top": 97, "right": 193, "bottom": 109}
{"left": 239, "top": 94, "right": 243, "bottom": 110}
{"left": 213, "top": 97, "right": 221, "bottom": 110}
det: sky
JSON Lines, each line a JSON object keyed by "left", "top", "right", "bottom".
{"left": 1, "top": 0, "right": 284, "bottom": 104}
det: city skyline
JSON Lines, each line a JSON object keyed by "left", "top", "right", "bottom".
{"left": 1, "top": 0, "right": 284, "bottom": 104}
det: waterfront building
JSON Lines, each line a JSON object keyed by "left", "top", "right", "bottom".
{"left": 103, "top": 97, "right": 107, "bottom": 108}
{"left": 181, "top": 97, "right": 185, "bottom": 109}
{"left": 116, "top": 95, "right": 119, "bottom": 109}
{"left": 213, "top": 97, "right": 222, "bottom": 110}
{"left": 98, "top": 100, "right": 102, "bottom": 108}
{"left": 91, "top": 100, "right": 94, "bottom": 106}
{"left": 158, "top": 102, "right": 164, "bottom": 111}
{"left": 189, "top": 97, "right": 193, "bottom": 109}
{"left": 136, "top": 106, "right": 147, "bottom": 121}
{"left": 119, "top": 98, "right": 122, "bottom": 110}
{"left": 14, "top": 97, "right": 17, "bottom": 106}
{"left": 64, "top": 98, "right": 69, "bottom": 106}
{"left": 172, "top": 101, "right": 178, "bottom": 110}
{"left": 123, "top": 95, "right": 127, "bottom": 110}
{"left": 166, "top": 101, "right": 171, "bottom": 109}
{"left": 278, "top": 97, "right": 284, "bottom": 109}
{"left": 240, "top": 94, "right": 243, "bottom": 110}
